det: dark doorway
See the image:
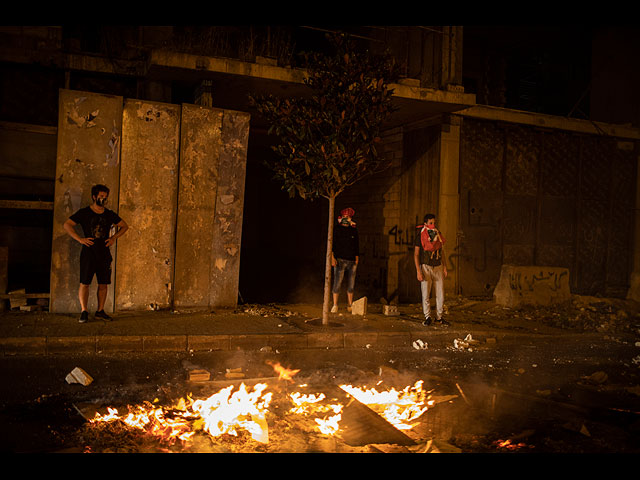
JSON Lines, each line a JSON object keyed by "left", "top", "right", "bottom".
{"left": 239, "top": 131, "right": 328, "bottom": 304}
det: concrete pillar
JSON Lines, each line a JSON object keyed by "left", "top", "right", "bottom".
{"left": 438, "top": 116, "right": 461, "bottom": 295}
{"left": 627, "top": 155, "right": 640, "bottom": 301}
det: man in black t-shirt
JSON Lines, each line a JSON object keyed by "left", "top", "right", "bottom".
{"left": 331, "top": 207, "right": 359, "bottom": 313}
{"left": 63, "top": 184, "right": 128, "bottom": 323}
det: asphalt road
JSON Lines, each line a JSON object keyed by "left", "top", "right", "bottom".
{"left": 1, "top": 332, "right": 639, "bottom": 454}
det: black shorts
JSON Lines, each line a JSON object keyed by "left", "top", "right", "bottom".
{"left": 79, "top": 248, "right": 113, "bottom": 285}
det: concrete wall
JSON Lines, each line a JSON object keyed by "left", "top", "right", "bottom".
{"left": 50, "top": 90, "right": 123, "bottom": 313}
{"left": 173, "top": 105, "right": 223, "bottom": 308}
{"left": 50, "top": 90, "right": 250, "bottom": 313}
{"left": 114, "top": 100, "right": 181, "bottom": 310}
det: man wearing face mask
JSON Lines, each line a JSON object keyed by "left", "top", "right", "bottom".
{"left": 414, "top": 213, "right": 449, "bottom": 326}
{"left": 331, "top": 207, "right": 359, "bottom": 313}
{"left": 63, "top": 184, "right": 128, "bottom": 323}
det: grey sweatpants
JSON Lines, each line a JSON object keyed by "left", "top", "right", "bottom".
{"left": 420, "top": 264, "right": 444, "bottom": 320}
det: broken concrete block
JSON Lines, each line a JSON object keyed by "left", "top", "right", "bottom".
{"left": 65, "top": 367, "right": 93, "bottom": 386}
{"left": 188, "top": 369, "right": 211, "bottom": 382}
{"left": 383, "top": 304, "right": 399, "bottom": 316}
{"left": 225, "top": 368, "right": 245, "bottom": 379}
{"left": 19, "top": 305, "right": 41, "bottom": 312}
{"left": 351, "top": 297, "right": 367, "bottom": 316}
{"left": 493, "top": 265, "right": 571, "bottom": 308}
{"left": 9, "top": 289, "right": 27, "bottom": 309}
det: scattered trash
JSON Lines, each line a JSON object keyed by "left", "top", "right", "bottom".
{"left": 65, "top": 367, "right": 94, "bottom": 386}
{"left": 452, "top": 334, "right": 479, "bottom": 351}
{"left": 412, "top": 339, "right": 428, "bottom": 350}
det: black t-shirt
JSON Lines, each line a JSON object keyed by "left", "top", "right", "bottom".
{"left": 69, "top": 206, "right": 122, "bottom": 254}
{"left": 333, "top": 224, "right": 359, "bottom": 261}
{"left": 414, "top": 228, "right": 443, "bottom": 266}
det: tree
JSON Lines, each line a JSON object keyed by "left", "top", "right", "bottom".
{"left": 250, "top": 34, "right": 398, "bottom": 325}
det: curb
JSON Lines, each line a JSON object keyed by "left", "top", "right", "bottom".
{"left": 0, "top": 330, "right": 461, "bottom": 356}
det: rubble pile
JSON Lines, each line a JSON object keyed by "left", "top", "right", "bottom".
{"left": 516, "top": 296, "right": 640, "bottom": 334}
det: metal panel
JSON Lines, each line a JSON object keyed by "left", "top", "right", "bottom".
{"left": 50, "top": 89, "right": 123, "bottom": 313}
{"left": 114, "top": 100, "right": 180, "bottom": 310}
{"left": 173, "top": 104, "right": 223, "bottom": 308}
{"left": 459, "top": 117, "right": 636, "bottom": 298}
{"left": 458, "top": 119, "right": 504, "bottom": 296}
{"left": 208, "top": 109, "right": 250, "bottom": 308}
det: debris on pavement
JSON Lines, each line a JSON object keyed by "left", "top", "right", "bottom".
{"left": 451, "top": 334, "right": 480, "bottom": 351}
{"left": 351, "top": 297, "right": 367, "bottom": 316}
{"left": 383, "top": 305, "right": 399, "bottom": 316}
{"left": 65, "top": 367, "right": 94, "bottom": 386}
{"left": 412, "top": 339, "right": 428, "bottom": 350}
{"left": 188, "top": 369, "right": 211, "bottom": 382}
{"left": 582, "top": 371, "right": 608, "bottom": 385}
{"left": 225, "top": 368, "right": 245, "bottom": 379}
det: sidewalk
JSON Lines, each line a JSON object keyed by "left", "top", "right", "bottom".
{"left": 0, "top": 301, "right": 572, "bottom": 356}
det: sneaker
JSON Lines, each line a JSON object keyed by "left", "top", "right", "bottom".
{"left": 79, "top": 311, "right": 89, "bottom": 323}
{"left": 95, "top": 310, "right": 113, "bottom": 321}
{"left": 422, "top": 317, "right": 432, "bottom": 326}
{"left": 436, "top": 318, "right": 450, "bottom": 326}
{"left": 330, "top": 305, "right": 338, "bottom": 314}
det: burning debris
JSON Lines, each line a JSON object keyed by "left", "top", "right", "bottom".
{"left": 76, "top": 362, "right": 448, "bottom": 453}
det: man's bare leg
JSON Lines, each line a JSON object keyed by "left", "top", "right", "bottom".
{"left": 97, "top": 284, "right": 108, "bottom": 312}
{"left": 79, "top": 284, "right": 90, "bottom": 312}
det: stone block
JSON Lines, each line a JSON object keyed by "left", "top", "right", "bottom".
{"left": 383, "top": 305, "right": 399, "bottom": 316}
{"left": 351, "top": 296, "right": 367, "bottom": 316}
{"left": 493, "top": 265, "right": 571, "bottom": 308}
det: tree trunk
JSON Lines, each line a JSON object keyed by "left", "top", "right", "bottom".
{"left": 322, "top": 195, "right": 336, "bottom": 325}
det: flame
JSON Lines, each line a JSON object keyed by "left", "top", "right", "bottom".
{"left": 90, "top": 383, "right": 272, "bottom": 445}
{"left": 87, "top": 368, "right": 437, "bottom": 449}
{"left": 494, "top": 439, "right": 529, "bottom": 451}
{"left": 339, "top": 380, "right": 432, "bottom": 430}
{"left": 267, "top": 361, "right": 300, "bottom": 382}
{"left": 289, "top": 391, "right": 343, "bottom": 435}
{"left": 191, "top": 383, "right": 272, "bottom": 443}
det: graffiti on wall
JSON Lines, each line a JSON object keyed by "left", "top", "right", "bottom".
{"left": 508, "top": 268, "right": 569, "bottom": 293}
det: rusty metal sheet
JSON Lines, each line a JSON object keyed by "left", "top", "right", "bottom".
{"left": 114, "top": 100, "right": 180, "bottom": 310}
{"left": 208, "top": 109, "right": 250, "bottom": 308}
{"left": 50, "top": 89, "right": 123, "bottom": 313}
{"left": 173, "top": 104, "right": 223, "bottom": 308}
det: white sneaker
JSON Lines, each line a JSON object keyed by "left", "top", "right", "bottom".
{"left": 331, "top": 305, "right": 338, "bottom": 313}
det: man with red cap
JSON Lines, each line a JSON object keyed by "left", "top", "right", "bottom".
{"left": 414, "top": 213, "right": 449, "bottom": 326}
{"left": 331, "top": 207, "right": 359, "bottom": 313}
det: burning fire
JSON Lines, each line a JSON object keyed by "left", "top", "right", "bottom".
{"left": 90, "top": 383, "right": 272, "bottom": 445}
{"left": 266, "top": 361, "right": 300, "bottom": 382}
{"left": 340, "top": 380, "right": 433, "bottom": 430}
{"left": 86, "top": 363, "right": 435, "bottom": 451}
